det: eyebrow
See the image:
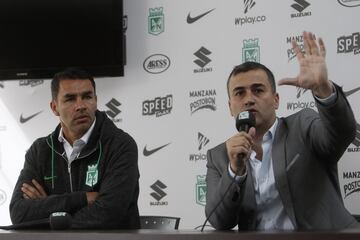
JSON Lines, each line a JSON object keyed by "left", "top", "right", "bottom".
{"left": 232, "top": 83, "right": 265, "bottom": 92}
{"left": 63, "top": 90, "right": 94, "bottom": 99}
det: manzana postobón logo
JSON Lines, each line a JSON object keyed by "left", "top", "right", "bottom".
{"left": 189, "top": 89, "right": 216, "bottom": 115}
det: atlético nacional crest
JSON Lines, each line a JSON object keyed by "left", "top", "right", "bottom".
{"left": 242, "top": 38, "right": 260, "bottom": 63}
{"left": 148, "top": 7, "right": 164, "bottom": 35}
{"left": 196, "top": 175, "right": 207, "bottom": 206}
{"left": 85, "top": 164, "right": 98, "bottom": 187}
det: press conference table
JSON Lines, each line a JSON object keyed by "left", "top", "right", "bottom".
{"left": 1, "top": 229, "right": 360, "bottom": 240}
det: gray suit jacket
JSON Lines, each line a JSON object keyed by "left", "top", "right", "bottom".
{"left": 205, "top": 85, "right": 357, "bottom": 230}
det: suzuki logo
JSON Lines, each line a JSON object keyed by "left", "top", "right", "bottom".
{"left": 106, "top": 98, "right": 121, "bottom": 118}
{"left": 353, "top": 123, "right": 360, "bottom": 147}
{"left": 194, "top": 47, "right": 212, "bottom": 68}
{"left": 291, "top": 0, "right": 310, "bottom": 12}
{"left": 150, "top": 180, "right": 167, "bottom": 201}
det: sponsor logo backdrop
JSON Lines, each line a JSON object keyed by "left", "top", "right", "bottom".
{"left": 0, "top": 0, "right": 359, "bottom": 229}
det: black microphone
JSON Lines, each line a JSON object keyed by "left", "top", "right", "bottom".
{"left": 235, "top": 111, "right": 256, "bottom": 172}
{"left": 200, "top": 111, "right": 256, "bottom": 232}
{"left": 0, "top": 212, "right": 71, "bottom": 230}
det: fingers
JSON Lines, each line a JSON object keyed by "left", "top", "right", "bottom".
{"left": 21, "top": 179, "right": 47, "bottom": 199}
{"left": 227, "top": 133, "right": 254, "bottom": 159}
{"left": 22, "top": 183, "right": 41, "bottom": 199}
{"left": 32, "top": 179, "right": 47, "bottom": 197}
{"left": 278, "top": 77, "right": 298, "bottom": 86}
{"left": 318, "top": 37, "right": 326, "bottom": 57}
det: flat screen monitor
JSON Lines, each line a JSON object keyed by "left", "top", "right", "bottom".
{"left": 0, "top": 0, "right": 124, "bottom": 80}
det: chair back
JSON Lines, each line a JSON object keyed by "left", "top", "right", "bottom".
{"left": 140, "top": 216, "right": 180, "bottom": 230}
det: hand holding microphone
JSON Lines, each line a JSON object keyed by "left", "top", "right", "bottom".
{"left": 226, "top": 111, "right": 256, "bottom": 175}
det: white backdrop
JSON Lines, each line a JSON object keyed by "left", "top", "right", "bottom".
{"left": 0, "top": 0, "right": 359, "bottom": 229}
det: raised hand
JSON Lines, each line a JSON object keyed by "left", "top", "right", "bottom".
{"left": 278, "top": 31, "right": 333, "bottom": 99}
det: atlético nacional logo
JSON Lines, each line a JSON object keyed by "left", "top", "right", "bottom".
{"left": 85, "top": 164, "right": 98, "bottom": 187}
{"left": 242, "top": 38, "right": 260, "bottom": 63}
{"left": 148, "top": 7, "right": 164, "bottom": 35}
{"left": 196, "top": 175, "right": 207, "bottom": 206}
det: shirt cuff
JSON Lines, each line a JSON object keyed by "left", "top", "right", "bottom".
{"left": 228, "top": 163, "right": 247, "bottom": 184}
{"left": 313, "top": 83, "right": 337, "bottom": 105}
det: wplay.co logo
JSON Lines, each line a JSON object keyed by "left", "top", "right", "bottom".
{"left": 189, "top": 132, "right": 210, "bottom": 163}
{"left": 234, "top": 0, "right": 266, "bottom": 27}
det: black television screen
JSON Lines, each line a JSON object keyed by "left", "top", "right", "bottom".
{"left": 0, "top": 0, "right": 124, "bottom": 80}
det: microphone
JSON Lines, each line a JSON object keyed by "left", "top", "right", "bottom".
{"left": 200, "top": 111, "right": 256, "bottom": 232}
{"left": 235, "top": 111, "right": 256, "bottom": 172}
{"left": 0, "top": 212, "right": 71, "bottom": 230}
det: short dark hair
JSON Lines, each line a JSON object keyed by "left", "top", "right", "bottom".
{"left": 227, "top": 61, "right": 276, "bottom": 98}
{"left": 51, "top": 68, "right": 96, "bottom": 100}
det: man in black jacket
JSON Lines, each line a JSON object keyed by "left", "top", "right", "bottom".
{"left": 10, "top": 68, "right": 140, "bottom": 229}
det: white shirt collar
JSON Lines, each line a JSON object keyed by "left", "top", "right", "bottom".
{"left": 58, "top": 118, "right": 96, "bottom": 145}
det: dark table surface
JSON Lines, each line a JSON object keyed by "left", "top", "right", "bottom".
{"left": 1, "top": 229, "right": 360, "bottom": 240}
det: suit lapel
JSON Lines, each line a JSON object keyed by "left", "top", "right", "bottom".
{"left": 272, "top": 118, "right": 297, "bottom": 228}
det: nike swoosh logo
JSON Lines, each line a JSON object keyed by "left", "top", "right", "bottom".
{"left": 344, "top": 87, "right": 360, "bottom": 97}
{"left": 143, "top": 143, "right": 171, "bottom": 156}
{"left": 20, "top": 111, "right": 43, "bottom": 124}
{"left": 187, "top": 8, "right": 215, "bottom": 24}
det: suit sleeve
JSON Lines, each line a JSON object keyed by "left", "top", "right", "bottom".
{"left": 302, "top": 84, "right": 356, "bottom": 163}
{"left": 9, "top": 141, "right": 88, "bottom": 224}
{"left": 205, "top": 145, "right": 243, "bottom": 230}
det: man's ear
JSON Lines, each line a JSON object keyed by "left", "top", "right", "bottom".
{"left": 50, "top": 100, "right": 59, "bottom": 116}
{"left": 274, "top": 93, "right": 280, "bottom": 110}
{"left": 228, "top": 99, "right": 235, "bottom": 117}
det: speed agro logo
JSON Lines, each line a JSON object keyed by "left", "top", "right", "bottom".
{"left": 105, "top": 98, "right": 122, "bottom": 123}
{"left": 343, "top": 171, "right": 360, "bottom": 198}
{"left": 19, "top": 79, "right": 44, "bottom": 87}
{"left": 0, "top": 189, "right": 6, "bottom": 206}
{"left": 143, "top": 94, "right": 173, "bottom": 117}
{"left": 290, "top": 0, "right": 311, "bottom": 18}
{"left": 242, "top": 38, "right": 260, "bottom": 63}
{"left": 235, "top": 0, "right": 266, "bottom": 27}
{"left": 337, "top": 32, "right": 360, "bottom": 55}
{"left": 150, "top": 180, "right": 168, "bottom": 206}
{"left": 286, "top": 34, "right": 305, "bottom": 62}
{"left": 143, "top": 54, "right": 170, "bottom": 74}
{"left": 189, "top": 89, "right": 216, "bottom": 115}
{"left": 193, "top": 47, "right": 213, "bottom": 73}
{"left": 338, "top": 0, "right": 360, "bottom": 7}
{"left": 189, "top": 132, "right": 210, "bottom": 162}
{"left": 148, "top": 7, "right": 164, "bottom": 36}
{"left": 196, "top": 175, "right": 207, "bottom": 206}
{"left": 347, "top": 122, "right": 360, "bottom": 152}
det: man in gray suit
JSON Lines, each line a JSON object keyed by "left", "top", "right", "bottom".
{"left": 205, "top": 31, "right": 358, "bottom": 230}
